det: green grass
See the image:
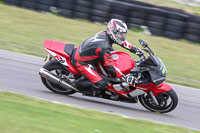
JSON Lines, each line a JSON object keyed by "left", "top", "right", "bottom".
{"left": 0, "top": 91, "right": 199, "bottom": 133}
{"left": 136, "top": 0, "right": 200, "bottom": 15}
{"left": 0, "top": 4, "right": 200, "bottom": 88}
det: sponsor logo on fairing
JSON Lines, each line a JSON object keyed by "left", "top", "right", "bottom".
{"left": 45, "top": 49, "right": 71, "bottom": 68}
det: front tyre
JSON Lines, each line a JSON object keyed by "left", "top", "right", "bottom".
{"left": 139, "top": 88, "right": 178, "bottom": 113}
{"left": 41, "top": 60, "right": 76, "bottom": 95}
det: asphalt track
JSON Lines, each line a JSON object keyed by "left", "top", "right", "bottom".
{"left": 0, "top": 49, "right": 200, "bottom": 130}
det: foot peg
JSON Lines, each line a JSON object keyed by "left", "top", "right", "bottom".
{"left": 82, "top": 90, "right": 101, "bottom": 97}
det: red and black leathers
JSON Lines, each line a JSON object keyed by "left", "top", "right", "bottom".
{"left": 72, "top": 31, "right": 137, "bottom": 90}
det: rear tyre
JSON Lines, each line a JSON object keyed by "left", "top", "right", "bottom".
{"left": 139, "top": 88, "right": 178, "bottom": 113}
{"left": 41, "top": 60, "right": 76, "bottom": 95}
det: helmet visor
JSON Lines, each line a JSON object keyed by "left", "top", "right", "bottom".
{"left": 117, "top": 32, "right": 127, "bottom": 41}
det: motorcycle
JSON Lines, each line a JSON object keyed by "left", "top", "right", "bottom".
{"left": 39, "top": 39, "right": 178, "bottom": 113}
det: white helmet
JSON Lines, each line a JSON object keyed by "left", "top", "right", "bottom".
{"left": 107, "top": 19, "right": 128, "bottom": 45}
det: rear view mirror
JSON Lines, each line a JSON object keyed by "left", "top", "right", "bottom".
{"left": 139, "top": 39, "right": 148, "bottom": 48}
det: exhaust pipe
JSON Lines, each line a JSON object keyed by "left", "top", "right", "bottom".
{"left": 39, "top": 68, "right": 78, "bottom": 92}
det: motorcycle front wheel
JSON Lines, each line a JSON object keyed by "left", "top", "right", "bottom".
{"left": 41, "top": 59, "right": 76, "bottom": 95}
{"left": 139, "top": 88, "right": 178, "bottom": 113}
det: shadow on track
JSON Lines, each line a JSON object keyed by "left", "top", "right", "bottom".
{"left": 39, "top": 90, "right": 175, "bottom": 118}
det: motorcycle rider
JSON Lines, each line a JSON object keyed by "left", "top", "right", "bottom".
{"left": 71, "top": 19, "right": 143, "bottom": 96}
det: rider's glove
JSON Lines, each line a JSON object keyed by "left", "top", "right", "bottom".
{"left": 121, "top": 74, "right": 135, "bottom": 84}
{"left": 135, "top": 48, "right": 144, "bottom": 57}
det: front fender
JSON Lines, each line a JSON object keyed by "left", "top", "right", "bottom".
{"left": 151, "top": 82, "right": 171, "bottom": 96}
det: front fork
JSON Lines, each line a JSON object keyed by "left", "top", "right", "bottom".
{"left": 149, "top": 91, "right": 159, "bottom": 105}
{"left": 149, "top": 82, "right": 171, "bottom": 105}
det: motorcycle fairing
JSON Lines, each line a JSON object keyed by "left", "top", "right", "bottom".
{"left": 106, "top": 85, "right": 130, "bottom": 98}
{"left": 44, "top": 40, "right": 70, "bottom": 58}
{"left": 135, "top": 82, "right": 171, "bottom": 95}
{"left": 107, "top": 81, "right": 171, "bottom": 98}
{"left": 148, "top": 57, "right": 167, "bottom": 85}
{"left": 138, "top": 53, "right": 167, "bottom": 85}
{"left": 151, "top": 82, "right": 171, "bottom": 95}
{"left": 44, "top": 40, "right": 79, "bottom": 74}
{"left": 101, "top": 51, "right": 136, "bottom": 75}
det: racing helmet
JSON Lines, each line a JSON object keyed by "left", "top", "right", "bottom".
{"left": 107, "top": 19, "right": 128, "bottom": 45}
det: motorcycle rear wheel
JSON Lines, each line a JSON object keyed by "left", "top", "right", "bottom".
{"left": 41, "top": 60, "right": 76, "bottom": 95}
{"left": 139, "top": 88, "right": 178, "bottom": 113}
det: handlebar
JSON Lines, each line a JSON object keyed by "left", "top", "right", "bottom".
{"left": 137, "top": 48, "right": 153, "bottom": 62}
{"left": 137, "top": 39, "right": 155, "bottom": 62}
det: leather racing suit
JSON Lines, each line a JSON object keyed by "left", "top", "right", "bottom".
{"left": 71, "top": 31, "right": 138, "bottom": 91}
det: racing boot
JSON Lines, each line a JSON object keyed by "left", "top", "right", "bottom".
{"left": 79, "top": 79, "right": 107, "bottom": 97}
{"left": 91, "top": 79, "right": 108, "bottom": 97}
{"left": 75, "top": 78, "right": 95, "bottom": 95}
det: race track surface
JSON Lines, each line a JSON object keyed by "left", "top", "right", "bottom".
{"left": 0, "top": 49, "right": 200, "bottom": 130}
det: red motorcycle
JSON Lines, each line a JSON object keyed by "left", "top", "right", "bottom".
{"left": 39, "top": 39, "right": 178, "bottom": 113}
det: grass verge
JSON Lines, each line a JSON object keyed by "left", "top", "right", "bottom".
{"left": 0, "top": 4, "right": 200, "bottom": 88}
{"left": 0, "top": 91, "right": 199, "bottom": 133}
